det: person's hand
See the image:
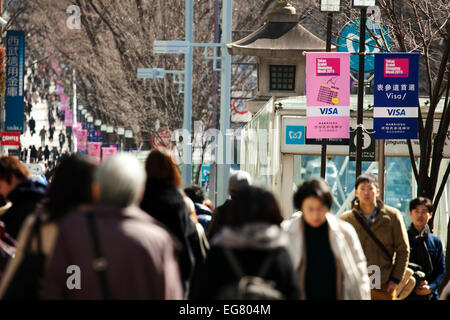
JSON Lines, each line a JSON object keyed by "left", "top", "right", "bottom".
{"left": 415, "top": 281, "right": 432, "bottom": 295}
{"left": 386, "top": 281, "right": 398, "bottom": 293}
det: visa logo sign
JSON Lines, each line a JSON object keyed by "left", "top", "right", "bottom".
{"left": 320, "top": 107, "right": 338, "bottom": 115}
{"left": 387, "top": 108, "right": 406, "bottom": 116}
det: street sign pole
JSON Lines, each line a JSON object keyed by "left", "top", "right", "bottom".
{"left": 355, "top": 8, "right": 367, "bottom": 178}
{"left": 216, "top": 0, "right": 232, "bottom": 206}
{"left": 182, "top": 0, "right": 193, "bottom": 187}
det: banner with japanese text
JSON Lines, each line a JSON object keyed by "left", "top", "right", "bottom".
{"left": 373, "top": 53, "right": 419, "bottom": 139}
{"left": 306, "top": 52, "right": 350, "bottom": 139}
{"left": 5, "top": 31, "right": 25, "bottom": 134}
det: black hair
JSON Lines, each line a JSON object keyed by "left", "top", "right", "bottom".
{"left": 43, "top": 154, "right": 96, "bottom": 221}
{"left": 224, "top": 186, "right": 284, "bottom": 227}
{"left": 355, "top": 173, "right": 379, "bottom": 190}
{"left": 409, "top": 197, "right": 433, "bottom": 212}
{"left": 184, "top": 184, "right": 206, "bottom": 204}
{"left": 293, "top": 178, "right": 333, "bottom": 210}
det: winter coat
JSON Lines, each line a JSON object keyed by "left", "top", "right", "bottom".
{"left": 189, "top": 223, "right": 300, "bottom": 300}
{"left": 282, "top": 212, "right": 371, "bottom": 300}
{"left": 140, "top": 180, "right": 197, "bottom": 294}
{"left": 407, "top": 224, "right": 446, "bottom": 299}
{"left": 207, "top": 199, "right": 232, "bottom": 239}
{"left": 194, "top": 203, "right": 212, "bottom": 232}
{"left": 340, "top": 200, "right": 410, "bottom": 286}
{"left": 40, "top": 204, "right": 184, "bottom": 300}
{"left": 0, "top": 179, "right": 47, "bottom": 239}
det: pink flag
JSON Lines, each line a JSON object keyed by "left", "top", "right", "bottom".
{"left": 64, "top": 110, "right": 73, "bottom": 127}
{"left": 102, "top": 147, "right": 117, "bottom": 163}
{"left": 88, "top": 142, "right": 102, "bottom": 164}
{"left": 306, "top": 52, "right": 350, "bottom": 139}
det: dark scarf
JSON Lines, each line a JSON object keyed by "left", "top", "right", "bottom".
{"left": 408, "top": 224, "right": 433, "bottom": 277}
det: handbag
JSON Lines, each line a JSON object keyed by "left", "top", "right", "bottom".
{"left": 2, "top": 214, "right": 45, "bottom": 300}
{"left": 352, "top": 210, "right": 415, "bottom": 299}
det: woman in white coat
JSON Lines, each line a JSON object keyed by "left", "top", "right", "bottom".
{"left": 282, "top": 178, "right": 371, "bottom": 300}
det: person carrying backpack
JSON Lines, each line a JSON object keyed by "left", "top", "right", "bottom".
{"left": 189, "top": 186, "right": 299, "bottom": 300}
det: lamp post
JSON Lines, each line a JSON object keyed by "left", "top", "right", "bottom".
{"left": 319, "top": 0, "right": 341, "bottom": 179}
{"left": 352, "top": 0, "right": 375, "bottom": 178}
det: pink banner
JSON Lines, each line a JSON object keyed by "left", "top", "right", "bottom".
{"left": 64, "top": 110, "right": 73, "bottom": 127}
{"left": 102, "top": 147, "right": 117, "bottom": 163}
{"left": 88, "top": 142, "right": 102, "bottom": 164}
{"left": 72, "top": 123, "right": 82, "bottom": 134}
{"left": 60, "top": 95, "right": 69, "bottom": 108}
{"left": 77, "top": 129, "right": 88, "bottom": 151}
{"left": 306, "top": 52, "right": 350, "bottom": 139}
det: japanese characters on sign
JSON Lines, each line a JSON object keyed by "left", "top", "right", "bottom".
{"left": 373, "top": 53, "right": 419, "bottom": 139}
{"left": 306, "top": 52, "right": 350, "bottom": 139}
{"left": 5, "top": 31, "right": 25, "bottom": 134}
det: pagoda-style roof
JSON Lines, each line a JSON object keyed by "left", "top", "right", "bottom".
{"left": 227, "top": 2, "right": 334, "bottom": 58}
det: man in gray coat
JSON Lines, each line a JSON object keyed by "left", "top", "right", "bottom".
{"left": 41, "top": 153, "right": 183, "bottom": 299}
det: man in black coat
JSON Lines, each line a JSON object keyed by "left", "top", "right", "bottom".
{"left": 0, "top": 157, "right": 47, "bottom": 239}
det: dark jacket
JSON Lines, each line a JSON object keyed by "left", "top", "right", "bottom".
{"left": 189, "top": 224, "right": 299, "bottom": 300}
{"left": 207, "top": 199, "right": 232, "bottom": 239}
{"left": 40, "top": 205, "right": 183, "bottom": 300}
{"left": 0, "top": 179, "right": 47, "bottom": 239}
{"left": 194, "top": 203, "right": 212, "bottom": 232}
{"left": 407, "top": 224, "right": 446, "bottom": 299}
{"left": 140, "top": 180, "right": 196, "bottom": 294}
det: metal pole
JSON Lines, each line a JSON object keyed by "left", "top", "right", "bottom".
{"left": 320, "top": 12, "right": 333, "bottom": 179}
{"left": 182, "top": 0, "right": 193, "bottom": 187}
{"left": 73, "top": 68, "right": 78, "bottom": 153}
{"left": 376, "top": 139, "right": 385, "bottom": 201}
{"left": 216, "top": 0, "right": 232, "bottom": 206}
{"left": 355, "top": 8, "right": 367, "bottom": 178}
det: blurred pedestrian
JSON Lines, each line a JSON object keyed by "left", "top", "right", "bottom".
{"left": 58, "top": 132, "right": 65, "bottom": 151}
{"left": 39, "top": 127, "right": 46, "bottom": 148}
{"left": 208, "top": 170, "right": 252, "bottom": 239}
{"left": 49, "top": 125, "right": 55, "bottom": 142}
{"left": 340, "top": 174, "right": 410, "bottom": 300}
{"left": 28, "top": 117, "right": 36, "bottom": 136}
{"left": 0, "top": 155, "right": 96, "bottom": 299}
{"left": 41, "top": 153, "right": 183, "bottom": 299}
{"left": 43, "top": 146, "right": 50, "bottom": 163}
{"left": 140, "top": 148, "right": 198, "bottom": 297}
{"left": 184, "top": 184, "right": 213, "bottom": 232}
{"left": 190, "top": 186, "right": 299, "bottom": 300}
{"left": 0, "top": 157, "right": 47, "bottom": 239}
{"left": 282, "top": 178, "right": 370, "bottom": 300}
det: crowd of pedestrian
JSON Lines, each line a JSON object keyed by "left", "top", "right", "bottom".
{"left": 0, "top": 148, "right": 448, "bottom": 300}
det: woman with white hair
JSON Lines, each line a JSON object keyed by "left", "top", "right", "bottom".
{"left": 41, "top": 153, "right": 183, "bottom": 300}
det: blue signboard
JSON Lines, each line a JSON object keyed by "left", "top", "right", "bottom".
{"left": 286, "top": 125, "right": 305, "bottom": 145}
{"left": 200, "top": 165, "right": 210, "bottom": 188}
{"left": 5, "top": 31, "right": 25, "bottom": 133}
{"left": 373, "top": 53, "right": 419, "bottom": 139}
{"left": 337, "top": 20, "right": 390, "bottom": 73}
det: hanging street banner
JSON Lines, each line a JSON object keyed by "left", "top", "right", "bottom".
{"left": 349, "top": 128, "right": 375, "bottom": 161}
{"left": 5, "top": 31, "right": 25, "bottom": 134}
{"left": 76, "top": 129, "right": 88, "bottom": 151}
{"left": 102, "top": 147, "right": 117, "bottom": 163}
{"left": 306, "top": 52, "right": 350, "bottom": 139}
{"left": 88, "top": 142, "right": 102, "bottom": 164}
{"left": 373, "top": 53, "right": 419, "bottom": 139}
{"left": 64, "top": 109, "right": 73, "bottom": 127}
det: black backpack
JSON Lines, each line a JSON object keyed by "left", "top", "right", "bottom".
{"left": 216, "top": 248, "right": 285, "bottom": 300}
